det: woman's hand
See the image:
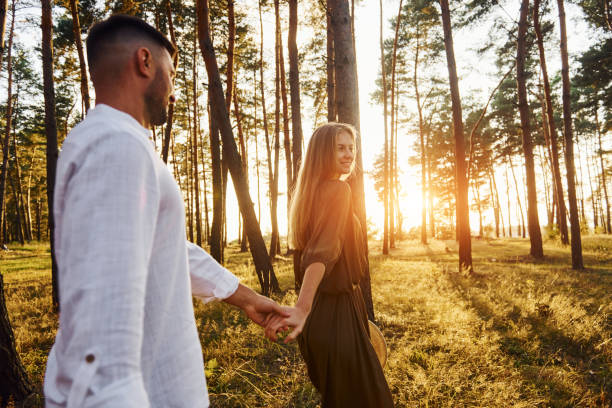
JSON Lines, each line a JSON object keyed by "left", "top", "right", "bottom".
{"left": 264, "top": 306, "right": 309, "bottom": 343}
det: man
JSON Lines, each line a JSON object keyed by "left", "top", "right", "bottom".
{"left": 44, "top": 15, "right": 285, "bottom": 407}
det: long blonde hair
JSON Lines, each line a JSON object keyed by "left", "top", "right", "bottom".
{"left": 289, "top": 122, "right": 357, "bottom": 250}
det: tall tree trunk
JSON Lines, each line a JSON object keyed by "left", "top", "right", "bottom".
{"left": 219, "top": 0, "right": 237, "bottom": 261}
{"left": 557, "top": 0, "right": 583, "bottom": 269}
{"left": 389, "top": 0, "right": 403, "bottom": 248}
{"left": 328, "top": 0, "right": 374, "bottom": 321}
{"left": 585, "top": 139, "right": 598, "bottom": 230}
{"left": 258, "top": 0, "right": 273, "bottom": 235}
{"left": 25, "top": 159, "right": 34, "bottom": 241}
{"left": 288, "top": 0, "right": 303, "bottom": 186}
{"left": 192, "top": 40, "right": 202, "bottom": 247}
{"left": 197, "top": 0, "right": 279, "bottom": 294}
{"left": 225, "top": 0, "right": 235, "bottom": 111}
{"left": 509, "top": 154, "right": 526, "bottom": 239}
{"left": 517, "top": 0, "right": 544, "bottom": 258}
{"left": 533, "top": 0, "right": 569, "bottom": 244}
{"left": 489, "top": 168, "right": 500, "bottom": 238}
{"left": 378, "top": 0, "right": 390, "bottom": 254}
{"left": 439, "top": 0, "right": 472, "bottom": 272}
{"left": 326, "top": 5, "right": 336, "bottom": 121}
{"left": 69, "top": 0, "right": 90, "bottom": 113}
{"left": 42, "top": 0, "right": 60, "bottom": 308}
{"left": 162, "top": 0, "right": 177, "bottom": 164}
{"left": 185, "top": 75, "right": 194, "bottom": 243}
{"left": 594, "top": 107, "right": 610, "bottom": 233}
{"left": 233, "top": 93, "right": 249, "bottom": 252}
{"left": 198, "top": 131, "right": 210, "bottom": 242}
{"left": 473, "top": 182, "right": 484, "bottom": 237}
{"left": 0, "top": 0, "right": 13, "bottom": 248}
{"left": 253, "top": 68, "right": 262, "bottom": 224}
{"left": 0, "top": 0, "right": 7, "bottom": 61}
{"left": 208, "top": 94, "right": 223, "bottom": 262}
{"left": 427, "top": 130, "right": 435, "bottom": 238}
{"left": 9, "top": 169, "right": 24, "bottom": 244}
{"left": 12, "top": 125, "right": 29, "bottom": 242}
{"left": 279, "top": 23, "right": 292, "bottom": 251}
{"left": 413, "top": 29, "right": 428, "bottom": 245}
{"left": 505, "top": 164, "right": 513, "bottom": 237}
{"left": 576, "top": 141, "right": 587, "bottom": 223}
{"left": 270, "top": 0, "right": 282, "bottom": 258}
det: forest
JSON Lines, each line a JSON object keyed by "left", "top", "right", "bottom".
{"left": 0, "top": 0, "right": 610, "bottom": 406}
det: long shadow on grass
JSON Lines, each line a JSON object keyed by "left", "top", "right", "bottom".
{"left": 444, "top": 271, "right": 611, "bottom": 406}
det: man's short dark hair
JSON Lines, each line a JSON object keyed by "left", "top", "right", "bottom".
{"left": 86, "top": 14, "right": 176, "bottom": 72}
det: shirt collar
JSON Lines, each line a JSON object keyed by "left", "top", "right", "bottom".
{"left": 90, "top": 104, "right": 154, "bottom": 142}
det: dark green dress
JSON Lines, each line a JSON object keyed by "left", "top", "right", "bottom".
{"left": 296, "top": 180, "right": 393, "bottom": 408}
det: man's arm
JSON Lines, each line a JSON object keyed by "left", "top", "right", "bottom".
{"left": 186, "top": 242, "right": 287, "bottom": 325}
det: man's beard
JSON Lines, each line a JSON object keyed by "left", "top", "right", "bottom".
{"left": 144, "top": 71, "right": 169, "bottom": 126}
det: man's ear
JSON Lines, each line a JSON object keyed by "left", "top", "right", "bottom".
{"left": 135, "top": 47, "right": 154, "bottom": 78}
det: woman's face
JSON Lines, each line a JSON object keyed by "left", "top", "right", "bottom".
{"left": 333, "top": 131, "right": 355, "bottom": 178}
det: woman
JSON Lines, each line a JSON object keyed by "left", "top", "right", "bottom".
{"left": 265, "top": 123, "right": 393, "bottom": 407}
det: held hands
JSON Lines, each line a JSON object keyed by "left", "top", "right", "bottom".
{"left": 264, "top": 305, "right": 309, "bottom": 344}
{"left": 224, "top": 284, "right": 289, "bottom": 327}
{"left": 243, "top": 293, "right": 290, "bottom": 327}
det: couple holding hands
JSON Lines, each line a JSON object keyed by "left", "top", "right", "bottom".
{"left": 44, "top": 14, "right": 392, "bottom": 408}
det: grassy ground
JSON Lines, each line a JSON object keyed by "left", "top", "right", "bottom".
{"left": 2, "top": 235, "right": 611, "bottom": 407}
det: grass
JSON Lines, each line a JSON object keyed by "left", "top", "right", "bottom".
{"left": 1, "top": 235, "right": 611, "bottom": 407}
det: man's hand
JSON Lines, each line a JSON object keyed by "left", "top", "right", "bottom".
{"left": 223, "top": 284, "right": 288, "bottom": 327}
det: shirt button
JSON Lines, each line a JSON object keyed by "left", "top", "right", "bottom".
{"left": 86, "top": 354, "right": 95, "bottom": 363}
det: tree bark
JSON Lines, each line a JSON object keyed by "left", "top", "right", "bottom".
{"left": 509, "top": 154, "right": 526, "bottom": 238}
{"left": 12, "top": 123, "right": 29, "bottom": 242}
{"left": 533, "top": 0, "right": 569, "bottom": 244}
{"left": 208, "top": 94, "right": 223, "bottom": 262}
{"left": 517, "top": 0, "right": 543, "bottom": 258}
{"left": 0, "top": 0, "right": 13, "bottom": 248}
{"left": 594, "top": 107, "right": 610, "bottom": 233}
{"left": 0, "top": 0, "right": 7, "bottom": 61}
{"left": 162, "top": 0, "right": 178, "bottom": 164}
{"left": 192, "top": 40, "right": 202, "bottom": 247}
{"left": 42, "top": 0, "right": 60, "bottom": 308}
{"left": 69, "top": 0, "right": 90, "bottom": 113}
{"left": 389, "top": 0, "right": 403, "bottom": 248}
{"left": 439, "top": 0, "right": 472, "bottom": 272}
{"left": 279, "top": 21, "right": 292, "bottom": 249}
{"left": 557, "top": 0, "right": 583, "bottom": 269}
{"left": 379, "top": 0, "right": 390, "bottom": 254}
{"left": 328, "top": 0, "right": 373, "bottom": 320}
{"left": 198, "top": 0, "right": 279, "bottom": 294}
{"left": 414, "top": 28, "right": 428, "bottom": 245}
{"left": 326, "top": 4, "right": 336, "bottom": 121}
{"left": 288, "top": 0, "right": 303, "bottom": 185}
{"left": 225, "top": 0, "right": 235, "bottom": 111}
{"left": 427, "top": 128, "right": 435, "bottom": 238}
{"left": 198, "top": 129, "right": 210, "bottom": 242}
{"left": 233, "top": 92, "right": 249, "bottom": 252}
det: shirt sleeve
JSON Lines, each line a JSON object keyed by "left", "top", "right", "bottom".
{"left": 301, "top": 181, "right": 351, "bottom": 274}
{"left": 56, "top": 133, "right": 157, "bottom": 407}
{"left": 187, "top": 241, "right": 240, "bottom": 303}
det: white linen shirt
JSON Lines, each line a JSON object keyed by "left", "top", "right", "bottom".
{"left": 44, "top": 104, "right": 240, "bottom": 408}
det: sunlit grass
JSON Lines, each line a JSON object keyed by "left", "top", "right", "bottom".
{"left": 2, "top": 236, "right": 611, "bottom": 407}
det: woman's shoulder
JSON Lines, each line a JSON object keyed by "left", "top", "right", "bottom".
{"left": 319, "top": 179, "right": 352, "bottom": 196}
{"left": 317, "top": 179, "right": 352, "bottom": 208}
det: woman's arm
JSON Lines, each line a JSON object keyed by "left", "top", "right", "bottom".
{"left": 264, "top": 262, "right": 325, "bottom": 343}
